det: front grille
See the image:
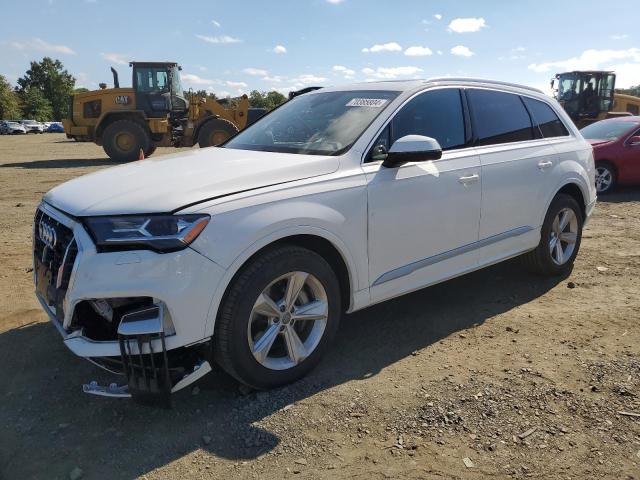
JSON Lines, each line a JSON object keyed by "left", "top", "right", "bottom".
{"left": 34, "top": 208, "right": 78, "bottom": 320}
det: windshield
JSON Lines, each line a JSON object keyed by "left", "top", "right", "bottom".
{"left": 580, "top": 121, "right": 638, "bottom": 140}
{"left": 224, "top": 90, "right": 400, "bottom": 155}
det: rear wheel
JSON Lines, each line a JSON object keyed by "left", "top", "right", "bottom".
{"left": 595, "top": 162, "right": 616, "bottom": 194}
{"left": 197, "top": 118, "right": 238, "bottom": 148}
{"left": 214, "top": 246, "right": 341, "bottom": 389}
{"left": 102, "top": 119, "right": 151, "bottom": 162}
{"left": 522, "top": 194, "right": 583, "bottom": 276}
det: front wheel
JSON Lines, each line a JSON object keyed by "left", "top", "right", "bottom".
{"left": 522, "top": 194, "right": 583, "bottom": 276}
{"left": 214, "top": 246, "right": 341, "bottom": 389}
{"left": 595, "top": 162, "right": 616, "bottom": 194}
{"left": 102, "top": 119, "right": 151, "bottom": 162}
{"left": 197, "top": 118, "right": 238, "bottom": 148}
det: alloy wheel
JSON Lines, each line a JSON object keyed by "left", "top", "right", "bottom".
{"left": 247, "top": 271, "right": 328, "bottom": 371}
{"left": 595, "top": 166, "right": 613, "bottom": 193}
{"left": 549, "top": 207, "right": 578, "bottom": 265}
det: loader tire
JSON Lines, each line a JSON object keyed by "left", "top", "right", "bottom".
{"left": 197, "top": 118, "right": 238, "bottom": 148}
{"left": 102, "top": 119, "right": 151, "bottom": 162}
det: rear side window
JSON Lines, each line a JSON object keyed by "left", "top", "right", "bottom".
{"left": 391, "top": 88, "right": 466, "bottom": 150}
{"left": 522, "top": 97, "right": 569, "bottom": 138}
{"left": 467, "top": 89, "right": 535, "bottom": 146}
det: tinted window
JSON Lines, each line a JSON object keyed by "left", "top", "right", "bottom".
{"left": 391, "top": 89, "right": 466, "bottom": 150}
{"left": 522, "top": 97, "right": 569, "bottom": 138}
{"left": 468, "top": 89, "right": 535, "bottom": 146}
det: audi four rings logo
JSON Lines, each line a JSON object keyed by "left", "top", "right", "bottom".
{"left": 38, "top": 222, "right": 57, "bottom": 249}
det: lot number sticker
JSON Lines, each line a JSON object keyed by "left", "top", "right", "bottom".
{"left": 346, "top": 98, "right": 388, "bottom": 107}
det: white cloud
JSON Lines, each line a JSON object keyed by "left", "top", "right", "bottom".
{"left": 243, "top": 67, "right": 268, "bottom": 76}
{"left": 528, "top": 48, "right": 640, "bottom": 72}
{"left": 181, "top": 73, "right": 219, "bottom": 86}
{"left": 196, "top": 65, "right": 208, "bottom": 72}
{"left": 362, "top": 42, "right": 403, "bottom": 53}
{"left": 211, "top": 19, "right": 221, "bottom": 27}
{"left": 295, "top": 74, "right": 327, "bottom": 85}
{"left": 448, "top": 17, "right": 487, "bottom": 33}
{"left": 437, "top": 50, "right": 443, "bottom": 55}
{"left": 607, "top": 62, "right": 640, "bottom": 88}
{"left": 611, "top": 34, "right": 629, "bottom": 40}
{"left": 273, "top": 45, "right": 287, "bottom": 54}
{"left": 263, "top": 75, "right": 286, "bottom": 83}
{"left": 434, "top": 14, "right": 442, "bottom": 20}
{"left": 101, "top": 52, "right": 128, "bottom": 65}
{"left": 451, "top": 45, "right": 474, "bottom": 57}
{"left": 326, "top": 0, "right": 345, "bottom": 3}
{"left": 10, "top": 38, "right": 76, "bottom": 55}
{"left": 333, "top": 65, "right": 356, "bottom": 78}
{"left": 404, "top": 46, "right": 433, "bottom": 57}
{"left": 225, "top": 80, "right": 248, "bottom": 89}
{"left": 361, "top": 66, "right": 423, "bottom": 80}
{"left": 195, "top": 34, "right": 241, "bottom": 44}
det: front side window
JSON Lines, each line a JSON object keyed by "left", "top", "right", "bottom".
{"left": 522, "top": 97, "right": 569, "bottom": 138}
{"left": 468, "top": 89, "right": 535, "bottom": 146}
{"left": 224, "top": 90, "right": 400, "bottom": 155}
{"left": 392, "top": 89, "right": 466, "bottom": 150}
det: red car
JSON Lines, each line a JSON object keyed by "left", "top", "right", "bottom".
{"left": 580, "top": 116, "right": 640, "bottom": 194}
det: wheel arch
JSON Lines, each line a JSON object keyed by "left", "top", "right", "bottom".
{"left": 203, "top": 227, "right": 359, "bottom": 339}
{"left": 543, "top": 178, "right": 589, "bottom": 224}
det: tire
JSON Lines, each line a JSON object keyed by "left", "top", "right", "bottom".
{"left": 102, "top": 119, "right": 151, "bottom": 162}
{"left": 214, "top": 245, "right": 341, "bottom": 390}
{"left": 595, "top": 161, "right": 617, "bottom": 194}
{"left": 145, "top": 145, "right": 157, "bottom": 157}
{"left": 197, "top": 118, "right": 238, "bottom": 148}
{"left": 522, "top": 193, "right": 583, "bottom": 276}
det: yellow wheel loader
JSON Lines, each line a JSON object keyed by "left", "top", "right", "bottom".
{"left": 552, "top": 70, "right": 640, "bottom": 128}
{"left": 62, "top": 62, "right": 262, "bottom": 161}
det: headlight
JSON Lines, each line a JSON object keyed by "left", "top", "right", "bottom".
{"left": 84, "top": 214, "right": 210, "bottom": 253}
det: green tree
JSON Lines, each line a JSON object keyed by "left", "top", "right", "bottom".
{"left": 19, "top": 87, "right": 53, "bottom": 121}
{"left": 616, "top": 85, "right": 640, "bottom": 97}
{"left": 73, "top": 87, "right": 89, "bottom": 94}
{"left": 0, "top": 75, "right": 21, "bottom": 119}
{"left": 248, "top": 90, "right": 286, "bottom": 110}
{"left": 17, "top": 57, "right": 75, "bottom": 120}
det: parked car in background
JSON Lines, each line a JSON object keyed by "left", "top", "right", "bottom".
{"left": 46, "top": 122, "right": 65, "bottom": 133}
{"left": 580, "top": 117, "right": 640, "bottom": 194}
{"left": 21, "top": 119, "right": 45, "bottom": 133}
{"left": 0, "top": 121, "right": 27, "bottom": 134}
{"left": 34, "top": 78, "right": 596, "bottom": 404}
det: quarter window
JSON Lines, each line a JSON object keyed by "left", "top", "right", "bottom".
{"left": 522, "top": 97, "right": 569, "bottom": 138}
{"left": 468, "top": 89, "right": 535, "bottom": 146}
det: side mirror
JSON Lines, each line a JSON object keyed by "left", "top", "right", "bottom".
{"left": 627, "top": 135, "right": 640, "bottom": 146}
{"left": 382, "top": 135, "right": 442, "bottom": 168}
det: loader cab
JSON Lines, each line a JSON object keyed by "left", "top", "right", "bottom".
{"left": 553, "top": 71, "right": 616, "bottom": 122}
{"left": 131, "top": 62, "right": 188, "bottom": 118}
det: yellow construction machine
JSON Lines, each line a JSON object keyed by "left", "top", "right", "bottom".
{"left": 552, "top": 70, "right": 640, "bottom": 128}
{"left": 62, "top": 62, "right": 260, "bottom": 161}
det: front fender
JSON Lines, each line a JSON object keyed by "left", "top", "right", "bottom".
{"left": 198, "top": 224, "right": 362, "bottom": 339}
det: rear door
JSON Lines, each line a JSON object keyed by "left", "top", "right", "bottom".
{"left": 619, "top": 127, "right": 640, "bottom": 182}
{"left": 467, "top": 89, "right": 559, "bottom": 264}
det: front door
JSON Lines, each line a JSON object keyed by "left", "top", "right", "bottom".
{"left": 619, "top": 128, "right": 640, "bottom": 183}
{"left": 365, "top": 88, "right": 482, "bottom": 303}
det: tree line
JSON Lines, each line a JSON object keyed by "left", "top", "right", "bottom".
{"left": 1, "top": 57, "right": 288, "bottom": 122}
{"left": 616, "top": 85, "right": 640, "bottom": 97}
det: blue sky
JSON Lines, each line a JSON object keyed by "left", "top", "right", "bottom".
{"left": 2, "top": 0, "right": 639, "bottom": 97}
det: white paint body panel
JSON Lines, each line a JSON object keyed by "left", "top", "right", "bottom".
{"left": 35, "top": 79, "right": 597, "bottom": 361}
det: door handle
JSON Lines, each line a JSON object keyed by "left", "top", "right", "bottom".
{"left": 538, "top": 160, "right": 553, "bottom": 170}
{"left": 458, "top": 174, "right": 479, "bottom": 185}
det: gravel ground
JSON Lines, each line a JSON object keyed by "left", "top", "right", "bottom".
{"left": 0, "top": 134, "right": 639, "bottom": 480}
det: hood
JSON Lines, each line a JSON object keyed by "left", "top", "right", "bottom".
{"left": 586, "top": 138, "right": 613, "bottom": 147}
{"left": 44, "top": 147, "right": 339, "bottom": 216}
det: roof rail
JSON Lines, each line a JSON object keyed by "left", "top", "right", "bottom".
{"left": 426, "top": 77, "right": 543, "bottom": 94}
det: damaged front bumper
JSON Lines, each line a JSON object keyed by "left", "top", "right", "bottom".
{"left": 33, "top": 202, "right": 226, "bottom": 406}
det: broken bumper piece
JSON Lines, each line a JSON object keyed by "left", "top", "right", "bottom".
{"left": 82, "top": 305, "right": 212, "bottom": 407}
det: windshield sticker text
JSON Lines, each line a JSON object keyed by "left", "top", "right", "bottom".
{"left": 346, "top": 98, "right": 388, "bottom": 108}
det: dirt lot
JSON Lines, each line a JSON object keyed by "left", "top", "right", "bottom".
{"left": 0, "top": 133, "right": 639, "bottom": 480}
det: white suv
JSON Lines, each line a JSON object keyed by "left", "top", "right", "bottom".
{"left": 34, "top": 78, "right": 596, "bottom": 405}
